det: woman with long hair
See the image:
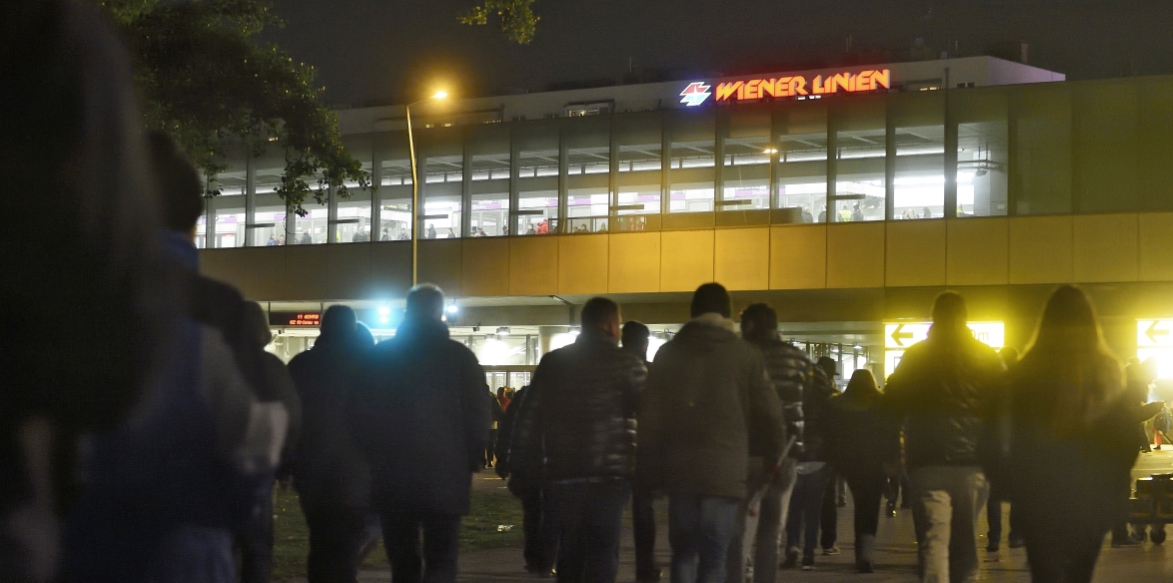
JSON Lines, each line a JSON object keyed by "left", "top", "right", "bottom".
{"left": 827, "top": 369, "right": 899, "bottom": 573}
{"left": 1008, "top": 285, "right": 1139, "bottom": 583}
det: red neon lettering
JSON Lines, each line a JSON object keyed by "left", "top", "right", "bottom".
{"left": 872, "top": 69, "right": 891, "bottom": 89}
{"left": 745, "top": 79, "right": 760, "bottom": 100}
{"left": 715, "top": 82, "right": 741, "bottom": 101}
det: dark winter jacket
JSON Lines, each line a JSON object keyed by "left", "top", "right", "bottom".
{"left": 349, "top": 316, "right": 492, "bottom": 515}
{"left": 826, "top": 392, "right": 899, "bottom": 476}
{"left": 883, "top": 325, "right": 1004, "bottom": 469}
{"left": 639, "top": 315, "right": 786, "bottom": 499}
{"left": 288, "top": 336, "right": 371, "bottom": 508}
{"left": 748, "top": 334, "right": 821, "bottom": 460}
{"left": 509, "top": 331, "right": 645, "bottom": 489}
{"left": 494, "top": 387, "right": 527, "bottom": 480}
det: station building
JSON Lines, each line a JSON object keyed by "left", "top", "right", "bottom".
{"left": 196, "top": 55, "right": 1173, "bottom": 387}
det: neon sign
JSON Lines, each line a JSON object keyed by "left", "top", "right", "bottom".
{"left": 269, "top": 312, "right": 321, "bottom": 326}
{"left": 681, "top": 69, "right": 891, "bottom": 106}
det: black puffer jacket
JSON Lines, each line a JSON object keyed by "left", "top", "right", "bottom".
{"left": 883, "top": 325, "right": 1004, "bottom": 469}
{"left": 750, "top": 334, "right": 819, "bottom": 459}
{"left": 509, "top": 331, "right": 645, "bottom": 486}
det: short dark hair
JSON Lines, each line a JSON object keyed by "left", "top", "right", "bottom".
{"left": 320, "top": 305, "right": 357, "bottom": 341}
{"left": 817, "top": 356, "right": 838, "bottom": 378}
{"left": 690, "top": 282, "right": 731, "bottom": 318}
{"left": 740, "top": 303, "right": 777, "bottom": 341}
{"left": 581, "top": 297, "right": 620, "bottom": 331}
{"left": 147, "top": 130, "right": 203, "bottom": 232}
{"left": 932, "top": 291, "right": 968, "bottom": 327}
{"left": 406, "top": 284, "right": 445, "bottom": 320}
{"left": 622, "top": 320, "right": 650, "bottom": 346}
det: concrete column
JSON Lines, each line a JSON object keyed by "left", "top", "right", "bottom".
{"left": 558, "top": 120, "right": 569, "bottom": 230}
{"left": 371, "top": 147, "right": 383, "bottom": 240}
{"left": 245, "top": 150, "right": 257, "bottom": 246}
{"left": 661, "top": 111, "right": 671, "bottom": 215}
{"left": 944, "top": 73, "right": 958, "bottom": 219}
{"left": 326, "top": 186, "right": 338, "bottom": 244}
{"left": 463, "top": 127, "right": 474, "bottom": 238}
{"left": 885, "top": 105, "right": 897, "bottom": 221}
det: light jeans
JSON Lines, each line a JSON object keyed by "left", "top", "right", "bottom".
{"left": 726, "top": 461, "right": 797, "bottom": 583}
{"left": 909, "top": 466, "right": 989, "bottom": 583}
{"left": 668, "top": 495, "right": 741, "bottom": 583}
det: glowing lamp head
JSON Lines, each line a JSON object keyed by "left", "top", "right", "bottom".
{"left": 432, "top": 90, "right": 449, "bottom": 100}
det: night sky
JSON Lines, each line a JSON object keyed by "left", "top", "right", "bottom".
{"left": 267, "top": 0, "right": 1170, "bottom": 107}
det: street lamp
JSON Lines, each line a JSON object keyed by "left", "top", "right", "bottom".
{"left": 407, "top": 89, "right": 449, "bottom": 286}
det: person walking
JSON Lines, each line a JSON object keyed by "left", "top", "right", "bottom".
{"left": 623, "top": 321, "right": 663, "bottom": 583}
{"left": 725, "top": 303, "right": 812, "bottom": 583}
{"left": 815, "top": 357, "right": 841, "bottom": 558}
{"left": 985, "top": 347, "right": 1024, "bottom": 552}
{"left": 1007, "top": 285, "right": 1140, "bottom": 583}
{"left": 350, "top": 284, "right": 492, "bottom": 583}
{"left": 640, "top": 283, "right": 786, "bottom": 583}
{"left": 510, "top": 298, "right": 646, "bottom": 583}
{"left": 288, "top": 306, "right": 373, "bottom": 583}
{"left": 826, "top": 370, "right": 899, "bottom": 573}
{"left": 782, "top": 356, "right": 837, "bottom": 571}
{"left": 883, "top": 292, "right": 1004, "bottom": 583}
{"left": 496, "top": 387, "right": 558, "bottom": 577}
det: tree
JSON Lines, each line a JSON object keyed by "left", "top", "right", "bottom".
{"left": 98, "top": 0, "right": 367, "bottom": 214}
{"left": 459, "top": 0, "right": 539, "bottom": 45}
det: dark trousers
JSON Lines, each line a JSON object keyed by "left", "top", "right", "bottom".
{"left": 1023, "top": 520, "right": 1106, "bottom": 583}
{"left": 785, "top": 466, "right": 830, "bottom": 558}
{"left": 844, "top": 472, "right": 884, "bottom": 540}
{"left": 301, "top": 501, "right": 368, "bottom": 583}
{"left": 548, "top": 481, "right": 628, "bottom": 583}
{"left": 380, "top": 512, "right": 462, "bottom": 583}
{"left": 886, "top": 472, "right": 912, "bottom": 508}
{"left": 819, "top": 472, "right": 838, "bottom": 549}
{"left": 237, "top": 486, "right": 274, "bottom": 583}
{"left": 986, "top": 493, "right": 1021, "bottom": 543}
{"left": 521, "top": 488, "right": 559, "bottom": 571}
{"left": 486, "top": 429, "right": 498, "bottom": 466}
{"left": 633, "top": 490, "right": 658, "bottom": 578}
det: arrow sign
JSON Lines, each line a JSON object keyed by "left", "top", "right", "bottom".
{"left": 1148, "top": 321, "right": 1169, "bottom": 344}
{"left": 891, "top": 324, "right": 914, "bottom": 347}
{"left": 1138, "top": 320, "right": 1173, "bottom": 347}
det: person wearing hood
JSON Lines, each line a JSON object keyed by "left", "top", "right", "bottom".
{"left": 883, "top": 292, "right": 1004, "bottom": 583}
{"left": 826, "top": 369, "right": 899, "bottom": 573}
{"left": 639, "top": 283, "right": 786, "bottom": 583}
{"left": 1007, "top": 286, "right": 1139, "bottom": 583}
{"left": 350, "top": 284, "right": 491, "bottom": 583}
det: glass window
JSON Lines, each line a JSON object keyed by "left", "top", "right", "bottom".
{"left": 775, "top": 103, "right": 827, "bottom": 224}
{"left": 420, "top": 128, "right": 463, "bottom": 239}
{"left": 615, "top": 113, "right": 662, "bottom": 231}
{"left": 1074, "top": 81, "right": 1138, "bottom": 213}
{"left": 516, "top": 121, "right": 560, "bottom": 235}
{"left": 1014, "top": 84, "right": 1072, "bottom": 215}
{"left": 195, "top": 210, "right": 208, "bottom": 248}
{"left": 668, "top": 111, "right": 716, "bottom": 213}
{"left": 253, "top": 201, "right": 287, "bottom": 246}
{"left": 335, "top": 194, "right": 372, "bottom": 243}
{"left": 892, "top": 92, "right": 945, "bottom": 220}
{"left": 833, "top": 98, "right": 886, "bottom": 222}
{"left": 720, "top": 108, "right": 771, "bottom": 211}
{"left": 378, "top": 145, "right": 413, "bottom": 241}
{"left": 293, "top": 201, "right": 327, "bottom": 244}
{"left": 212, "top": 196, "right": 247, "bottom": 248}
{"left": 467, "top": 126, "right": 511, "bottom": 237}
{"left": 567, "top": 118, "right": 611, "bottom": 233}
{"left": 954, "top": 88, "right": 1009, "bottom": 217}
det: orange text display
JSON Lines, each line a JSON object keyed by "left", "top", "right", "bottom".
{"left": 715, "top": 69, "right": 890, "bottom": 102}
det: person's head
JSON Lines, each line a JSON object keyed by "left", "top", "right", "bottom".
{"left": 241, "top": 301, "right": 272, "bottom": 348}
{"left": 148, "top": 130, "right": 203, "bottom": 236}
{"left": 739, "top": 303, "right": 778, "bottom": 343}
{"left": 581, "top": 297, "right": 622, "bottom": 342}
{"left": 622, "top": 320, "right": 651, "bottom": 356}
{"left": 817, "top": 356, "right": 838, "bottom": 380}
{"left": 999, "top": 346, "right": 1020, "bottom": 367}
{"left": 406, "top": 283, "right": 446, "bottom": 322}
{"left": 1030, "top": 285, "right": 1104, "bottom": 356}
{"left": 496, "top": 387, "right": 505, "bottom": 399}
{"left": 844, "top": 369, "right": 881, "bottom": 401}
{"left": 690, "top": 283, "right": 731, "bottom": 319}
{"left": 931, "top": 291, "right": 968, "bottom": 335}
{"left": 355, "top": 321, "right": 375, "bottom": 347}
{"left": 318, "top": 305, "right": 357, "bottom": 345}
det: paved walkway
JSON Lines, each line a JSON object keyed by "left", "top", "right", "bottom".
{"left": 331, "top": 450, "right": 1173, "bottom": 582}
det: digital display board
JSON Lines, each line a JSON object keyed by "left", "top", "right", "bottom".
{"left": 269, "top": 312, "right": 321, "bottom": 327}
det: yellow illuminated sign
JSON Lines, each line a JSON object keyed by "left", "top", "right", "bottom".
{"left": 1137, "top": 319, "right": 1173, "bottom": 379}
{"left": 883, "top": 321, "right": 1005, "bottom": 378}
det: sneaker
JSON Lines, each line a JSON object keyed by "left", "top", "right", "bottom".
{"left": 781, "top": 547, "right": 799, "bottom": 569}
{"left": 822, "top": 546, "right": 840, "bottom": 556}
{"left": 801, "top": 556, "right": 816, "bottom": 571}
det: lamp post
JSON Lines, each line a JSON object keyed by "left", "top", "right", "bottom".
{"left": 407, "top": 90, "right": 448, "bottom": 286}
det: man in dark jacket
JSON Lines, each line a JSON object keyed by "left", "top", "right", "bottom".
{"left": 640, "top": 284, "right": 786, "bottom": 583}
{"left": 510, "top": 298, "right": 646, "bottom": 583}
{"left": 883, "top": 292, "right": 1004, "bottom": 583}
{"left": 351, "top": 284, "right": 491, "bottom": 583}
{"left": 727, "top": 303, "right": 812, "bottom": 582}
{"left": 496, "top": 387, "right": 558, "bottom": 576}
{"left": 289, "top": 306, "right": 371, "bottom": 583}
{"left": 623, "top": 321, "right": 662, "bottom": 583}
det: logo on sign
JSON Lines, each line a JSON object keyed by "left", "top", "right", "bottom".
{"left": 679, "top": 82, "right": 712, "bottom": 107}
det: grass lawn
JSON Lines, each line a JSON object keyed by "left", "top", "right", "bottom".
{"left": 272, "top": 487, "right": 526, "bottom": 582}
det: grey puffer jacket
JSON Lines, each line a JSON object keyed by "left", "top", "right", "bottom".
{"left": 749, "top": 334, "right": 820, "bottom": 460}
{"left": 509, "top": 331, "right": 645, "bottom": 487}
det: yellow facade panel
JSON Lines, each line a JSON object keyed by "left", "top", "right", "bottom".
{"left": 418, "top": 239, "right": 464, "bottom": 297}
{"left": 1073, "top": 214, "right": 1138, "bottom": 283}
{"left": 558, "top": 235, "right": 609, "bottom": 295}
{"left": 609, "top": 232, "right": 661, "bottom": 293}
{"left": 886, "top": 220, "right": 946, "bottom": 287}
{"left": 660, "top": 231, "right": 715, "bottom": 292}
{"left": 714, "top": 228, "right": 769, "bottom": 291}
{"left": 369, "top": 241, "right": 413, "bottom": 298}
{"left": 201, "top": 247, "right": 290, "bottom": 301}
{"left": 769, "top": 225, "right": 827, "bottom": 290}
{"left": 946, "top": 218, "right": 1009, "bottom": 286}
{"left": 509, "top": 236, "right": 559, "bottom": 296}
{"left": 825, "top": 223, "right": 884, "bottom": 289}
{"left": 460, "top": 238, "right": 510, "bottom": 297}
{"left": 1139, "top": 213, "right": 1173, "bottom": 282}
{"left": 1008, "top": 216, "right": 1073, "bottom": 284}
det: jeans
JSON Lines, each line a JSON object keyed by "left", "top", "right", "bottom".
{"left": 784, "top": 466, "right": 830, "bottom": 560}
{"left": 521, "top": 488, "right": 559, "bottom": 572}
{"left": 548, "top": 481, "right": 628, "bottom": 583}
{"left": 844, "top": 471, "right": 885, "bottom": 560}
{"left": 819, "top": 473, "right": 839, "bottom": 549}
{"left": 237, "top": 488, "right": 274, "bottom": 583}
{"left": 633, "top": 489, "right": 659, "bottom": 578}
{"left": 726, "top": 462, "right": 796, "bottom": 583}
{"left": 302, "top": 501, "right": 368, "bottom": 583}
{"left": 380, "top": 512, "right": 461, "bottom": 583}
{"left": 668, "top": 495, "right": 741, "bottom": 583}
{"left": 909, "top": 466, "right": 988, "bottom": 583}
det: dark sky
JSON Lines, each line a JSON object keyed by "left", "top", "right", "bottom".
{"left": 267, "top": 0, "right": 1171, "bottom": 107}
